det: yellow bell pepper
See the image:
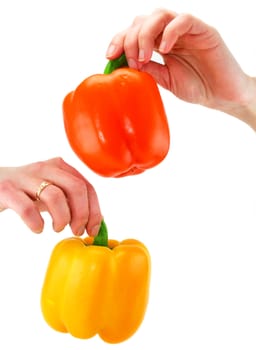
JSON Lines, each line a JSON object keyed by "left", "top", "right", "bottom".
{"left": 40, "top": 221, "right": 151, "bottom": 344}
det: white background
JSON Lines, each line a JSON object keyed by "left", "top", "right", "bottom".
{"left": 0, "top": 0, "right": 255, "bottom": 349}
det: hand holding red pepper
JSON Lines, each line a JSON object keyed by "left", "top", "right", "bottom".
{"left": 106, "top": 9, "right": 256, "bottom": 131}
{"left": 63, "top": 54, "right": 170, "bottom": 177}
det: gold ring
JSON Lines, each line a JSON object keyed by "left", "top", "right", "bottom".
{"left": 35, "top": 181, "right": 52, "bottom": 201}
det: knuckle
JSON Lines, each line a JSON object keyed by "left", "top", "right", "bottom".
{"left": 29, "top": 157, "right": 65, "bottom": 173}
{"left": 0, "top": 180, "right": 14, "bottom": 195}
{"left": 45, "top": 187, "right": 64, "bottom": 203}
{"left": 178, "top": 12, "right": 193, "bottom": 22}
{"left": 132, "top": 15, "right": 144, "bottom": 26}
{"left": 30, "top": 160, "right": 46, "bottom": 173}
{"left": 20, "top": 202, "right": 37, "bottom": 220}
{"left": 52, "top": 156, "right": 65, "bottom": 167}
{"left": 153, "top": 8, "right": 175, "bottom": 22}
{"left": 153, "top": 7, "right": 168, "bottom": 17}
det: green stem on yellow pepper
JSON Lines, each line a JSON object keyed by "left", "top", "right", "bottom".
{"left": 104, "top": 53, "right": 128, "bottom": 74}
{"left": 93, "top": 220, "right": 108, "bottom": 247}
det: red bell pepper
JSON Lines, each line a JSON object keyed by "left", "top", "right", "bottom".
{"left": 63, "top": 54, "right": 170, "bottom": 177}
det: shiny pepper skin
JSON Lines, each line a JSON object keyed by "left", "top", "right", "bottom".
{"left": 41, "top": 236, "right": 151, "bottom": 343}
{"left": 63, "top": 67, "right": 170, "bottom": 177}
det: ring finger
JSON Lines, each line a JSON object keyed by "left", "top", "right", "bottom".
{"left": 33, "top": 180, "right": 71, "bottom": 233}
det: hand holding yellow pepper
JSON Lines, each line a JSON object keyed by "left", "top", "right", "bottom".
{"left": 41, "top": 221, "right": 151, "bottom": 344}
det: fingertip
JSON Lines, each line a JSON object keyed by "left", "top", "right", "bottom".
{"left": 30, "top": 218, "right": 44, "bottom": 234}
{"left": 54, "top": 225, "right": 65, "bottom": 233}
{"left": 159, "top": 40, "right": 168, "bottom": 53}
{"left": 73, "top": 226, "right": 85, "bottom": 236}
{"left": 90, "top": 224, "right": 101, "bottom": 237}
{"left": 33, "top": 227, "right": 43, "bottom": 234}
{"left": 127, "top": 58, "right": 138, "bottom": 69}
{"left": 106, "top": 44, "right": 117, "bottom": 58}
{"left": 106, "top": 45, "right": 124, "bottom": 60}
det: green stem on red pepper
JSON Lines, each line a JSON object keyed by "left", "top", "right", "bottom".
{"left": 93, "top": 220, "right": 108, "bottom": 247}
{"left": 104, "top": 53, "right": 128, "bottom": 74}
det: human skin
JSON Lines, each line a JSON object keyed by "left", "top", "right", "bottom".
{"left": 0, "top": 157, "right": 102, "bottom": 236}
{"left": 106, "top": 8, "right": 256, "bottom": 131}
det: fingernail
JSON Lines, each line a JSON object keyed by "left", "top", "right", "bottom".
{"left": 106, "top": 44, "right": 116, "bottom": 57}
{"left": 33, "top": 228, "right": 43, "bottom": 234}
{"left": 91, "top": 224, "right": 100, "bottom": 237}
{"left": 138, "top": 49, "right": 145, "bottom": 62}
{"left": 33, "top": 224, "right": 43, "bottom": 234}
{"left": 127, "top": 58, "right": 138, "bottom": 69}
{"left": 55, "top": 226, "right": 65, "bottom": 233}
{"left": 75, "top": 226, "right": 85, "bottom": 236}
{"left": 159, "top": 41, "right": 167, "bottom": 53}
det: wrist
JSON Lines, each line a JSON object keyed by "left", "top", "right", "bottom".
{"left": 221, "top": 76, "right": 256, "bottom": 131}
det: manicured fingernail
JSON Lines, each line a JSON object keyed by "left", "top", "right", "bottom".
{"left": 91, "top": 224, "right": 100, "bottom": 237}
{"left": 106, "top": 44, "right": 116, "bottom": 57}
{"left": 75, "top": 226, "right": 85, "bottom": 236}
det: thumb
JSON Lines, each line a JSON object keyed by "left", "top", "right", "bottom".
{"left": 140, "top": 60, "right": 170, "bottom": 90}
